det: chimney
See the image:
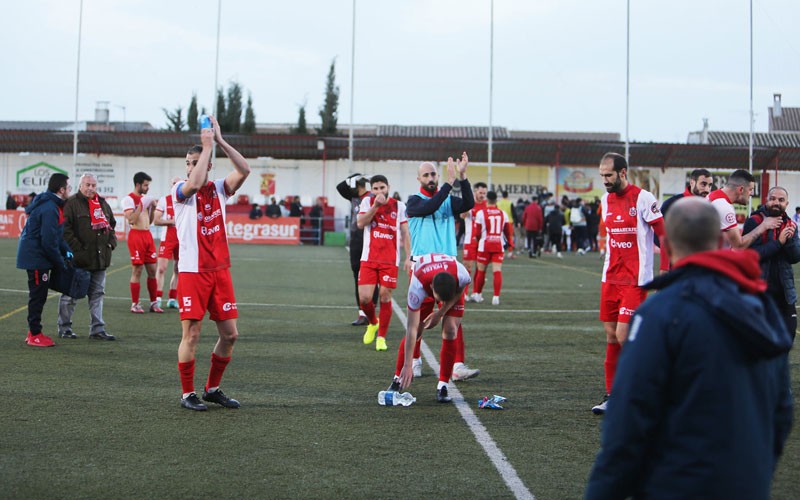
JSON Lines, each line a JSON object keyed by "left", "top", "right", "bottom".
{"left": 701, "top": 118, "right": 709, "bottom": 144}
{"left": 95, "top": 101, "right": 110, "bottom": 124}
{"left": 773, "top": 93, "right": 782, "bottom": 118}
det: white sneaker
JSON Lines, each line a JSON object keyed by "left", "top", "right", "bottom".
{"left": 451, "top": 364, "right": 480, "bottom": 381}
{"left": 412, "top": 357, "right": 423, "bottom": 377}
{"left": 557, "top": 252, "right": 563, "bottom": 259}
{"left": 471, "top": 293, "right": 484, "bottom": 303}
{"left": 465, "top": 293, "right": 475, "bottom": 303}
{"left": 577, "top": 248, "right": 586, "bottom": 255}
{"left": 491, "top": 296, "right": 500, "bottom": 305}
{"left": 592, "top": 394, "right": 609, "bottom": 415}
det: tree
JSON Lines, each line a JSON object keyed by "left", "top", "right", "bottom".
{"left": 225, "top": 81, "right": 244, "bottom": 133}
{"left": 215, "top": 87, "right": 226, "bottom": 130}
{"left": 293, "top": 101, "right": 308, "bottom": 135}
{"left": 162, "top": 106, "right": 185, "bottom": 132}
{"left": 242, "top": 93, "right": 256, "bottom": 134}
{"left": 318, "top": 59, "right": 339, "bottom": 135}
{"left": 187, "top": 93, "right": 199, "bottom": 132}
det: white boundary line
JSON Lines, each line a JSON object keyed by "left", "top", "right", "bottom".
{"left": 391, "top": 299, "right": 535, "bottom": 500}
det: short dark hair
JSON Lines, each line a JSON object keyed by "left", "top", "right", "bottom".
{"left": 601, "top": 152, "right": 628, "bottom": 173}
{"left": 689, "top": 168, "right": 711, "bottom": 181}
{"left": 370, "top": 174, "right": 388, "bottom": 186}
{"left": 133, "top": 172, "right": 152, "bottom": 186}
{"left": 474, "top": 182, "right": 488, "bottom": 189}
{"left": 727, "top": 169, "right": 755, "bottom": 187}
{"left": 502, "top": 191, "right": 509, "bottom": 198}
{"left": 47, "top": 173, "right": 69, "bottom": 193}
{"left": 486, "top": 191, "right": 498, "bottom": 202}
{"left": 432, "top": 272, "right": 458, "bottom": 303}
{"left": 187, "top": 145, "right": 203, "bottom": 155}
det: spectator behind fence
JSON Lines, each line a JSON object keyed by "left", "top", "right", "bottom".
{"left": 265, "top": 197, "right": 281, "bottom": 218}
{"left": 248, "top": 203, "right": 263, "bottom": 220}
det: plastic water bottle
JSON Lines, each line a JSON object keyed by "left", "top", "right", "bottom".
{"left": 199, "top": 114, "right": 212, "bottom": 130}
{"left": 377, "top": 390, "right": 416, "bottom": 407}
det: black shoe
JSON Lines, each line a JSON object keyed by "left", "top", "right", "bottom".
{"left": 202, "top": 389, "right": 241, "bottom": 409}
{"left": 59, "top": 329, "right": 77, "bottom": 339}
{"left": 436, "top": 386, "right": 452, "bottom": 403}
{"left": 89, "top": 331, "right": 116, "bottom": 341}
{"left": 351, "top": 315, "right": 368, "bottom": 326}
{"left": 388, "top": 379, "right": 401, "bottom": 392}
{"left": 181, "top": 393, "right": 208, "bottom": 411}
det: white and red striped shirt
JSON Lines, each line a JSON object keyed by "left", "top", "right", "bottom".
{"left": 359, "top": 197, "right": 407, "bottom": 266}
{"left": 601, "top": 184, "right": 662, "bottom": 286}
{"left": 172, "top": 179, "right": 232, "bottom": 273}
{"left": 156, "top": 194, "right": 178, "bottom": 243}
{"left": 407, "top": 254, "right": 471, "bottom": 311}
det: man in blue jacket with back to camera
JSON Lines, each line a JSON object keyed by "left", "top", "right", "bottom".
{"left": 16, "top": 173, "right": 73, "bottom": 347}
{"left": 586, "top": 197, "right": 793, "bottom": 499}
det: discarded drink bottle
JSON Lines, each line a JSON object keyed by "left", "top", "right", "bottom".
{"left": 377, "top": 390, "right": 416, "bottom": 407}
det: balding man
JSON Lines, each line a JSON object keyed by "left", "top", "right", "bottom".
{"left": 58, "top": 173, "right": 117, "bottom": 340}
{"left": 586, "top": 197, "right": 793, "bottom": 499}
{"left": 744, "top": 186, "right": 800, "bottom": 340}
{"left": 401, "top": 153, "right": 478, "bottom": 396}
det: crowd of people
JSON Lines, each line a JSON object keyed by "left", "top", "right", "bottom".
{"left": 14, "top": 135, "right": 796, "bottom": 495}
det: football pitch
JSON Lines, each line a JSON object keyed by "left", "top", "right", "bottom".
{"left": 1, "top": 239, "right": 798, "bottom": 499}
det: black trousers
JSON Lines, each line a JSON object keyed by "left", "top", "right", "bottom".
{"left": 526, "top": 230, "right": 542, "bottom": 255}
{"left": 770, "top": 292, "right": 798, "bottom": 341}
{"left": 26, "top": 269, "right": 52, "bottom": 335}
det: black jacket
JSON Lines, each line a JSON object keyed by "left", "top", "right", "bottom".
{"left": 62, "top": 191, "right": 117, "bottom": 271}
{"left": 743, "top": 207, "right": 800, "bottom": 305}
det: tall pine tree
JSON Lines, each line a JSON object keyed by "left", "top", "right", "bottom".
{"left": 293, "top": 104, "right": 308, "bottom": 135}
{"left": 318, "top": 59, "right": 339, "bottom": 135}
{"left": 242, "top": 93, "right": 256, "bottom": 134}
{"left": 215, "top": 87, "right": 227, "bottom": 130}
{"left": 225, "top": 82, "right": 243, "bottom": 133}
{"left": 187, "top": 93, "right": 199, "bottom": 132}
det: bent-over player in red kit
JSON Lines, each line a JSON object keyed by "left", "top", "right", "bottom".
{"left": 356, "top": 175, "right": 412, "bottom": 351}
{"left": 593, "top": 152, "right": 669, "bottom": 415}
{"left": 173, "top": 116, "right": 250, "bottom": 411}
{"left": 471, "top": 190, "right": 514, "bottom": 305}
{"left": 389, "top": 253, "right": 471, "bottom": 403}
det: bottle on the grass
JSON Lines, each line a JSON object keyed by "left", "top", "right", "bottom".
{"left": 378, "top": 390, "right": 416, "bottom": 407}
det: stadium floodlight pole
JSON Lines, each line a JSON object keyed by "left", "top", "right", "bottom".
{"left": 72, "top": 0, "right": 84, "bottom": 178}
{"left": 212, "top": 0, "right": 222, "bottom": 162}
{"left": 348, "top": 0, "right": 356, "bottom": 173}
{"left": 487, "top": 0, "right": 494, "bottom": 188}
{"left": 624, "top": 0, "right": 630, "bottom": 162}
{"left": 748, "top": 0, "right": 754, "bottom": 214}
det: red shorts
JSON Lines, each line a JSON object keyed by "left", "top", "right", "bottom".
{"left": 462, "top": 244, "right": 478, "bottom": 261}
{"left": 158, "top": 237, "right": 179, "bottom": 261}
{"left": 127, "top": 229, "right": 157, "bottom": 265}
{"left": 358, "top": 261, "right": 398, "bottom": 289}
{"left": 178, "top": 269, "right": 238, "bottom": 322}
{"left": 477, "top": 250, "right": 505, "bottom": 265}
{"left": 599, "top": 281, "right": 647, "bottom": 324}
{"left": 416, "top": 294, "right": 465, "bottom": 319}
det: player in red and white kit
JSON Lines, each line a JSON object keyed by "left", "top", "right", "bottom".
{"left": 389, "top": 253, "right": 471, "bottom": 403}
{"left": 708, "top": 169, "right": 779, "bottom": 249}
{"left": 356, "top": 175, "right": 412, "bottom": 352}
{"left": 173, "top": 116, "right": 250, "bottom": 411}
{"left": 121, "top": 172, "right": 161, "bottom": 314}
{"left": 460, "top": 182, "right": 487, "bottom": 299}
{"left": 471, "top": 190, "right": 514, "bottom": 305}
{"left": 594, "top": 152, "right": 669, "bottom": 415}
{"left": 153, "top": 177, "right": 182, "bottom": 310}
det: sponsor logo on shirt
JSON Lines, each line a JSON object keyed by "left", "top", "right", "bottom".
{"left": 725, "top": 213, "right": 736, "bottom": 225}
{"left": 628, "top": 207, "right": 637, "bottom": 217}
{"left": 610, "top": 238, "right": 633, "bottom": 249}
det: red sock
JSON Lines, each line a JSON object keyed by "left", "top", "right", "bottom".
{"left": 205, "top": 352, "right": 231, "bottom": 391}
{"left": 130, "top": 282, "right": 141, "bottom": 303}
{"left": 168, "top": 289, "right": 178, "bottom": 300}
{"left": 474, "top": 270, "right": 486, "bottom": 294}
{"left": 378, "top": 301, "right": 392, "bottom": 337}
{"left": 493, "top": 271, "right": 503, "bottom": 296}
{"left": 395, "top": 337, "right": 406, "bottom": 377}
{"left": 454, "top": 323, "right": 465, "bottom": 363}
{"left": 439, "top": 338, "right": 456, "bottom": 382}
{"left": 361, "top": 299, "right": 377, "bottom": 325}
{"left": 147, "top": 278, "right": 158, "bottom": 302}
{"left": 605, "top": 342, "right": 621, "bottom": 394}
{"left": 178, "top": 359, "right": 195, "bottom": 394}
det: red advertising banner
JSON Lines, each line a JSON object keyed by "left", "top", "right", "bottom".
{"left": 0, "top": 210, "right": 27, "bottom": 238}
{"left": 225, "top": 214, "right": 300, "bottom": 245}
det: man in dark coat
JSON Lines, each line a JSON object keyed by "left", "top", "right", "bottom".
{"left": 16, "top": 173, "right": 72, "bottom": 347}
{"left": 586, "top": 197, "right": 793, "bottom": 499}
{"left": 58, "top": 173, "right": 118, "bottom": 341}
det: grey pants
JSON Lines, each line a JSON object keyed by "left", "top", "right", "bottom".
{"left": 58, "top": 269, "right": 107, "bottom": 335}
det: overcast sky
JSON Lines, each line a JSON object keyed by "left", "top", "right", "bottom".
{"left": 5, "top": 0, "right": 799, "bottom": 143}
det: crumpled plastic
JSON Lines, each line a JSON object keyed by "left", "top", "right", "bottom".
{"left": 478, "top": 394, "right": 507, "bottom": 410}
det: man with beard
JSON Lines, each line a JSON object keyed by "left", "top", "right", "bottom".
{"left": 121, "top": 171, "right": 161, "bottom": 313}
{"left": 743, "top": 186, "right": 800, "bottom": 340}
{"left": 659, "top": 168, "right": 713, "bottom": 217}
{"left": 708, "top": 169, "right": 780, "bottom": 249}
{"left": 460, "top": 182, "right": 487, "bottom": 298}
{"left": 593, "top": 152, "right": 669, "bottom": 415}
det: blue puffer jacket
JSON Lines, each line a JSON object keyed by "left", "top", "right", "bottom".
{"left": 743, "top": 207, "right": 800, "bottom": 305}
{"left": 16, "top": 191, "right": 71, "bottom": 270}
{"left": 586, "top": 250, "right": 793, "bottom": 500}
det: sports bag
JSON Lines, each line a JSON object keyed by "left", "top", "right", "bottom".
{"left": 49, "top": 263, "right": 91, "bottom": 299}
